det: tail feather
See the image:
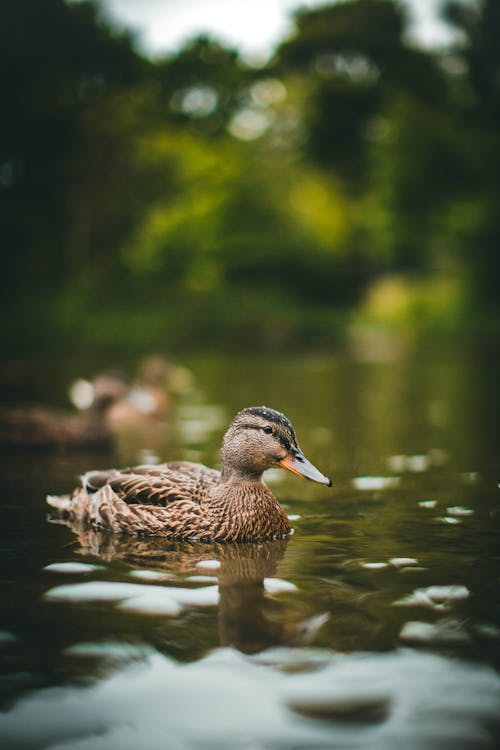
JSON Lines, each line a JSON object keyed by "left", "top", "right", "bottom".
{"left": 81, "top": 470, "right": 117, "bottom": 493}
{"left": 46, "top": 494, "right": 72, "bottom": 511}
{"left": 88, "top": 485, "right": 123, "bottom": 532}
{"left": 46, "top": 479, "right": 183, "bottom": 535}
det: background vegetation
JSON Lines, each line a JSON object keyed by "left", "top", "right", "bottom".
{"left": 2, "top": 0, "right": 499, "bottom": 355}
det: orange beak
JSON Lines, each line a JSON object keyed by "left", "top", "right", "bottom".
{"left": 279, "top": 451, "right": 332, "bottom": 486}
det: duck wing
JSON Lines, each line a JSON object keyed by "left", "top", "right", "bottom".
{"left": 51, "top": 484, "right": 211, "bottom": 537}
{"left": 48, "top": 461, "right": 222, "bottom": 538}
{"left": 83, "top": 461, "right": 221, "bottom": 507}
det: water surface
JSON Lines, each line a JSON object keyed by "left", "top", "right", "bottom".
{"left": 1, "top": 349, "right": 500, "bottom": 748}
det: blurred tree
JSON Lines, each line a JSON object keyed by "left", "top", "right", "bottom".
{"left": 273, "top": 0, "right": 446, "bottom": 189}
{"left": 121, "top": 128, "right": 367, "bottom": 308}
{"left": 361, "top": 96, "right": 470, "bottom": 273}
{"left": 439, "top": 0, "right": 500, "bottom": 311}
{"left": 0, "top": 0, "right": 146, "bottom": 307}
{"left": 61, "top": 86, "right": 176, "bottom": 297}
{"left": 2, "top": 0, "right": 500, "bottom": 353}
{"left": 156, "top": 36, "right": 255, "bottom": 136}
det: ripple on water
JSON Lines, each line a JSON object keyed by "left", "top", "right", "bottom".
{"left": 116, "top": 590, "right": 183, "bottom": 616}
{"left": 361, "top": 558, "right": 420, "bottom": 571}
{"left": 419, "top": 499, "right": 438, "bottom": 509}
{"left": 393, "top": 584, "right": 470, "bottom": 610}
{"left": 43, "top": 562, "right": 104, "bottom": 574}
{"left": 195, "top": 559, "right": 221, "bottom": 570}
{"left": 44, "top": 580, "right": 220, "bottom": 616}
{"left": 287, "top": 692, "right": 390, "bottom": 723}
{"left": 436, "top": 515, "right": 462, "bottom": 525}
{"left": 352, "top": 476, "right": 400, "bottom": 491}
{"left": 1, "top": 647, "right": 499, "bottom": 749}
{"left": 389, "top": 557, "right": 419, "bottom": 568}
{"left": 387, "top": 454, "right": 429, "bottom": 473}
{"left": 64, "top": 641, "right": 154, "bottom": 662}
{"left": 473, "top": 623, "right": 500, "bottom": 640}
{"left": 399, "top": 619, "right": 470, "bottom": 645}
{"left": 0, "top": 630, "right": 20, "bottom": 645}
{"left": 45, "top": 581, "right": 147, "bottom": 602}
{"left": 263, "top": 578, "right": 297, "bottom": 594}
{"left": 251, "top": 646, "right": 333, "bottom": 673}
{"left": 360, "top": 562, "right": 389, "bottom": 570}
{"left": 128, "top": 570, "right": 174, "bottom": 581}
{"left": 446, "top": 506, "right": 475, "bottom": 517}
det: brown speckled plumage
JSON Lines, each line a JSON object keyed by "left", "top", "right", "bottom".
{"left": 47, "top": 406, "right": 332, "bottom": 542}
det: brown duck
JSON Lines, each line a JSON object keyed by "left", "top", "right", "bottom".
{"left": 47, "top": 406, "right": 332, "bottom": 542}
{"left": 0, "top": 372, "right": 128, "bottom": 450}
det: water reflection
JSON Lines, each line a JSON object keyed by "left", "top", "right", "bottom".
{"left": 49, "top": 521, "right": 324, "bottom": 654}
{"left": 2, "top": 350, "right": 500, "bottom": 748}
{"left": 2, "top": 640, "right": 500, "bottom": 750}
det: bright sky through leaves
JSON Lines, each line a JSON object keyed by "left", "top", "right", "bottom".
{"left": 92, "top": 0, "right": 458, "bottom": 61}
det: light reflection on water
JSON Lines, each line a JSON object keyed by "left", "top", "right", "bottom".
{"left": 1, "top": 351, "right": 500, "bottom": 748}
{"left": 2, "top": 646, "right": 500, "bottom": 750}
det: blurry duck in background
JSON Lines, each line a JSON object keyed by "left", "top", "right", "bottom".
{"left": 68, "top": 355, "right": 194, "bottom": 460}
{"left": 0, "top": 356, "right": 191, "bottom": 452}
{"left": 0, "top": 371, "right": 128, "bottom": 450}
{"left": 70, "top": 355, "right": 193, "bottom": 432}
{"left": 138, "top": 355, "right": 193, "bottom": 396}
{"left": 47, "top": 406, "right": 332, "bottom": 542}
{"left": 107, "top": 356, "right": 185, "bottom": 430}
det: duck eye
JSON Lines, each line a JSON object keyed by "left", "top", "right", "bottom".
{"left": 263, "top": 425, "right": 273, "bottom": 435}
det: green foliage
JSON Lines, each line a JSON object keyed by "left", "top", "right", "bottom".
{"left": 120, "top": 129, "right": 367, "bottom": 306}
{"left": 0, "top": 0, "right": 146, "bottom": 297}
{"left": 361, "top": 95, "right": 471, "bottom": 271}
{"left": 355, "top": 274, "right": 466, "bottom": 333}
{"left": 273, "top": 0, "right": 447, "bottom": 188}
{"left": 2, "top": 0, "right": 500, "bottom": 356}
{"left": 155, "top": 36, "right": 254, "bottom": 135}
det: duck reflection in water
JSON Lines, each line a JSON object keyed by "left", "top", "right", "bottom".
{"left": 56, "top": 522, "right": 327, "bottom": 655}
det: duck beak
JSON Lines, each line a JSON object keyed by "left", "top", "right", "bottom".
{"left": 279, "top": 451, "right": 332, "bottom": 487}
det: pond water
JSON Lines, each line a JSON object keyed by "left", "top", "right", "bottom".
{"left": 1, "top": 347, "right": 500, "bottom": 749}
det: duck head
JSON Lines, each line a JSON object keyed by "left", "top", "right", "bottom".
{"left": 220, "top": 406, "right": 332, "bottom": 486}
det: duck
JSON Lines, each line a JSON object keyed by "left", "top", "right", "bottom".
{"left": 103, "top": 356, "right": 172, "bottom": 429}
{"left": 47, "top": 406, "right": 332, "bottom": 542}
{"left": 70, "top": 356, "right": 192, "bottom": 431}
{"left": 0, "top": 371, "right": 128, "bottom": 450}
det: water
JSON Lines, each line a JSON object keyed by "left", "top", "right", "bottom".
{"left": 1, "top": 349, "right": 500, "bottom": 749}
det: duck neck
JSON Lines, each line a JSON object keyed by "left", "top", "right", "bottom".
{"left": 219, "top": 436, "right": 268, "bottom": 486}
{"left": 219, "top": 466, "right": 265, "bottom": 486}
